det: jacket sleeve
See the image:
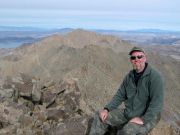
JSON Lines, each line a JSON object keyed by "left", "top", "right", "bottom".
{"left": 104, "top": 77, "right": 127, "bottom": 111}
{"left": 141, "top": 71, "right": 164, "bottom": 124}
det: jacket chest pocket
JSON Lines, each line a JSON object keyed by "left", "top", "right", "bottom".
{"left": 126, "top": 86, "right": 136, "bottom": 99}
{"left": 136, "top": 86, "right": 149, "bottom": 102}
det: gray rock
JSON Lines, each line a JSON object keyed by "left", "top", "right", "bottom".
{"left": 52, "top": 116, "right": 89, "bottom": 135}
{"left": 31, "top": 78, "right": 42, "bottom": 103}
{"left": 46, "top": 108, "right": 67, "bottom": 122}
{"left": 0, "top": 125, "right": 17, "bottom": 135}
{"left": 0, "top": 88, "right": 14, "bottom": 99}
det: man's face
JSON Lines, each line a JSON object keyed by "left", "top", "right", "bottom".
{"left": 130, "top": 51, "right": 146, "bottom": 72}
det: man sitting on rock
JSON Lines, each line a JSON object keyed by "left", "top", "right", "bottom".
{"left": 89, "top": 46, "right": 164, "bottom": 135}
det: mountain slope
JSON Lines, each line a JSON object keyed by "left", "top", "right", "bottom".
{"left": 0, "top": 29, "right": 179, "bottom": 133}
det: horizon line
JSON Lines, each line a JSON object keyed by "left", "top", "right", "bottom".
{"left": 0, "top": 25, "right": 180, "bottom": 33}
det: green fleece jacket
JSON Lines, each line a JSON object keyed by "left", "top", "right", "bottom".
{"left": 105, "top": 64, "right": 164, "bottom": 124}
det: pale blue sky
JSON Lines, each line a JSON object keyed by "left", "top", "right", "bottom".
{"left": 0, "top": 0, "right": 180, "bottom": 30}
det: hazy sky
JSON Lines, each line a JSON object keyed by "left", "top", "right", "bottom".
{"left": 0, "top": 0, "right": 179, "bottom": 30}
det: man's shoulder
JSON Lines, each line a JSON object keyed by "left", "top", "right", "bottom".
{"left": 148, "top": 65, "right": 162, "bottom": 80}
{"left": 125, "top": 70, "right": 134, "bottom": 79}
{"left": 149, "top": 65, "right": 161, "bottom": 74}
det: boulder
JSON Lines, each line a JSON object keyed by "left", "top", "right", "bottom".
{"left": 31, "top": 78, "right": 42, "bottom": 103}
{"left": 51, "top": 116, "right": 89, "bottom": 135}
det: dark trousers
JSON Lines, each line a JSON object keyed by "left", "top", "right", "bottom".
{"left": 89, "top": 109, "right": 160, "bottom": 135}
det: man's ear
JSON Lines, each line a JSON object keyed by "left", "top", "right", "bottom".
{"left": 141, "top": 53, "right": 146, "bottom": 62}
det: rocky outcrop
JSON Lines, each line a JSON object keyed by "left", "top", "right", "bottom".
{"left": 0, "top": 73, "right": 91, "bottom": 135}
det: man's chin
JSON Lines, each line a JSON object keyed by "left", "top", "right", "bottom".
{"left": 133, "top": 67, "right": 141, "bottom": 72}
{"left": 133, "top": 66, "right": 139, "bottom": 70}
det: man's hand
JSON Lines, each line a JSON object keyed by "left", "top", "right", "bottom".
{"left": 129, "top": 117, "right": 144, "bottom": 125}
{"left": 99, "top": 109, "right": 108, "bottom": 122}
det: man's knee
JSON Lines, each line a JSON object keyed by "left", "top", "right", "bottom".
{"left": 93, "top": 111, "right": 98, "bottom": 118}
{"left": 118, "top": 122, "right": 143, "bottom": 135}
{"left": 91, "top": 111, "right": 108, "bottom": 128}
{"left": 119, "top": 121, "right": 155, "bottom": 135}
{"left": 89, "top": 111, "right": 109, "bottom": 135}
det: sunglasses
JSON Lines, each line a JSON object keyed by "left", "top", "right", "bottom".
{"left": 130, "top": 55, "right": 144, "bottom": 60}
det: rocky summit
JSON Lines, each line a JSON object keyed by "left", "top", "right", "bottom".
{"left": 0, "top": 30, "right": 179, "bottom": 135}
{"left": 0, "top": 73, "right": 91, "bottom": 135}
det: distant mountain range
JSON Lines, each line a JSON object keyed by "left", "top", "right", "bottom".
{"left": 0, "top": 26, "right": 73, "bottom": 33}
{"left": 1, "top": 26, "right": 180, "bottom": 49}
{"left": 0, "top": 26, "right": 180, "bottom": 56}
{"left": 94, "top": 29, "right": 180, "bottom": 46}
{"left": 1, "top": 26, "right": 180, "bottom": 33}
{"left": 0, "top": 26, "right": 74, "bottom": 48}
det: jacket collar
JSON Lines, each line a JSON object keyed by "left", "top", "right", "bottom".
{"left": 129, "top": 63, "right": 151, "bottom": 78}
